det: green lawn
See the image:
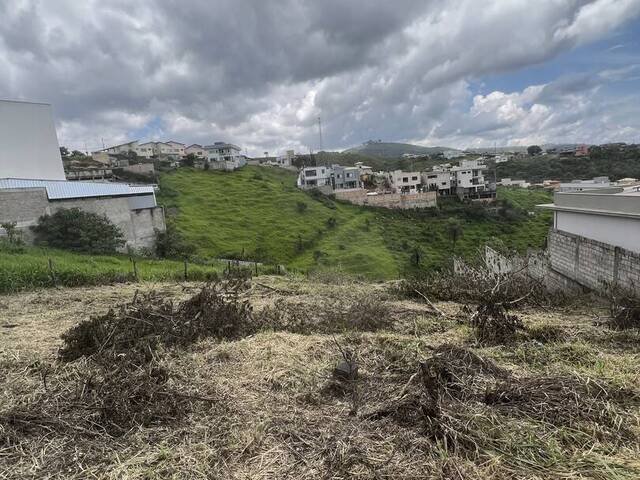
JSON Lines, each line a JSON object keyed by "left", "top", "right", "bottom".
{"left": 158, "top": 167, "right": 553, "bottom": 279}
{"left": 0, "top": 246, "right": 224, "bottom": 294}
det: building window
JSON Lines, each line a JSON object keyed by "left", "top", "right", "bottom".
{"left": 403, "top": 177, "right": 409, "bottom": 182}
{"left": 412, "top": 176, "right": 418, "bottom": 181}
{"left": 306, "top": 170, "right": 317, "bottom": 176}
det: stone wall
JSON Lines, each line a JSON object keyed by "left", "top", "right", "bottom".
{"left": 334, "top": 189, "right": 437, "bottom": 209}
{"left": 548, "top": 229, "right": 640, "bottom": 293}
{"left": 0, "top": 188, "right": 165, "bottom": 251}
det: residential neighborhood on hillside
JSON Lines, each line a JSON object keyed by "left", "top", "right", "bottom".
{"left": 4, "top": 3, "right": 640, "bottom": 478}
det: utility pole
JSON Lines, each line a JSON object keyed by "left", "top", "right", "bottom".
{"left": 101, "top": 137, "right": 105, "bottom": 149}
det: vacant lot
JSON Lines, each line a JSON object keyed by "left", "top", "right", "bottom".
{"left": 1, "top": 278, "right": 639, "bottom": 479}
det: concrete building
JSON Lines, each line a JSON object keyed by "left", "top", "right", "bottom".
{"left": 0, "top": 178, "right": 165, "bottom": 251}
{"left": 386, "top": 170, "right": 423, "bottom": 194}
{"left": 0, "top": 100, "right": 66, "bottom": 180}
{"left": 540, "top": 186, "right": 640, "bottom": 254}
{"left": 185, "top": 144, "right": 207, "bottom": 158}
{"left": 538, "top": 187, "right": 640, "bottom": 292}
{"left": 205, "top": 142, "right": 245, "bottom": 170}
{"left": 136, "top": 142, "right": 155, "bottom": 158}
{"left": 1, "top": 100, "right": 165, "bottom": 251}
{"left": 499, "top": 178, "right": 531, "bottom": 188}
{"left": 153, "top": 141, "right": 185, "bottom": 158}
{"left": 450, "top": 159, "right": 495, "bottom": 201}
{"left": 559, "top": 176, "right": 612, "bottom": 193}
{"left": 422, "top": 169, "right": 453, "bottom": 195}
{"left": 332, "top": 165, "right": 362, "bottom": 190}
{"left": 297, "top": 165, "right": 333, "bottom": 189}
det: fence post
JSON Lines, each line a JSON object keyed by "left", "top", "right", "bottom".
{"left": 48, "top": 258, "right": 57, "bottom": 287}
{"left": 184, "top": 258, "right": 188, "bottom": 281}
{"left": 255, "top": 262, "right": 258, "bottom": 276}
{"left": 130, "top": 257, "right": 138, "bottom": 281}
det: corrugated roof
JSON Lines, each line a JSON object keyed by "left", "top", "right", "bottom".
{"left": 0, "top": 178, "right": 155, "bottom": 200}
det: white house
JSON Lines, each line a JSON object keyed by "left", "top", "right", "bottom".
{"left": 450, "top": 159, "right": 495, "bottom": 200}
{"left": 297, "top": 165, "right": 333, "bottom": 189}
{"left": 422, "top": 169, "right": 453, "bottom": 195}
{"left": 386, "top": 170, "right": 423, "bottom": 194}
{"left": 0, "top": 100, "right": 66, "bottom": 181}
{"left": 185, "top": 144, "right": 207, "bottom": 158}
{"left": 204, "top": 142, "right": 245, "bottom": 170}
{"left": 499, "top": 178, "right": 531, "bottom": 188}
{"left": 136, "top": 142, "right": 155, "bottom": 158}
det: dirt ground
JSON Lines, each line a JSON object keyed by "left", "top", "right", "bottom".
{"left": 1, "top": 277, "right": 640, "bottom": 479}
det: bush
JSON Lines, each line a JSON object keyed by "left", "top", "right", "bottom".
{"left": 154, "top": 223, "right": 196, "bottom": 259}
{"left": 32, "top": 208, "right": 125, "bottom": 254}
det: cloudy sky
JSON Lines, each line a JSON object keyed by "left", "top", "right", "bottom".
{"left": 2, "top": 0, "right": 640, "bottom": 155}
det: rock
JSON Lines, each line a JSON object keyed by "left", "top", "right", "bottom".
{"left": 333, "top": 360, "right": 358, "bottom": 381}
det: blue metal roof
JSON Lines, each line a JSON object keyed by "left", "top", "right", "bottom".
{"left": 0, "top": 178, "right": 155, "bottom": 200}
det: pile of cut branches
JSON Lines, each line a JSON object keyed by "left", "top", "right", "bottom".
{"left": 59, "top": 279, "right": 253, "bottom": 361}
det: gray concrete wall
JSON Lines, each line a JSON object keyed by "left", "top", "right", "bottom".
{"left": 548, "top": 229, "right": 640, "bottom": 293}
{"left": 334, "top": 189, "right": 437, "bottom": 209}
{"left": 0, "top": 188, "right": 165, "bottom": 251}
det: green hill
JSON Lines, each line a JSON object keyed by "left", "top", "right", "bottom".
{"left": 158, "top": 167, "right": 553, "bottom": 279}
{"left": 344, "top": 141, "right": 456, "bottom": 159}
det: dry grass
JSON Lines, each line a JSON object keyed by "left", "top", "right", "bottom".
{"left": 1, "top": 277, "right": 640, "bottom": 479}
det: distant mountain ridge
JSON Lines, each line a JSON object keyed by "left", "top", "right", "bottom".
{"left": 343, "top": 141, "right": 458, "bottom": 158}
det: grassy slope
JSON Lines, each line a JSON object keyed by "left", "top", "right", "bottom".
{"left": 0, "top": 246, "right": 223, "bottom": 293}
{"left": 159, "top": 167, "right": 553, "bottom": 278}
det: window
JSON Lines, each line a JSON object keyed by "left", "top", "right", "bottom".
{"left": 412, "top": 176, "right": 418, "bottom": 181}
{"left": 403, "top": 177, "right": 409, "bottom": 182}
{"left": 306, "top": 170, "right": 317, "bottom": 177}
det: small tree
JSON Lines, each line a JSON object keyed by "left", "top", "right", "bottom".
{"left": 446, "top": 218, "right": 463, "bottom": 252}
{"left": 527, "top": 145, "right": 542, "bottom": 156}
{"left": 32, "top": 208, "right": 125, "bottom": 254}
{"left": 1, "top": 221, "right": 22, "bottom": 245}
{"left": 59, "top": 146, "right": 70, "bottom": 157}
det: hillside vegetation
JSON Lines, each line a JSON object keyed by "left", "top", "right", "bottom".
{"left": 158, "top": 167, "right": 552, "bottom": 279}
{"left": 496, "top": 144, "right": 640, "bottom": 183}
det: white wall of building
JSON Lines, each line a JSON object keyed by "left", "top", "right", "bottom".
{"left": 555, "top": 211, "right": 640, "bottom": 253}
{"left": 0, "top": 100, "right": 65, "bottom": 180}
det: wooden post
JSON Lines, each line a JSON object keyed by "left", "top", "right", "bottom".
{"left": 184, "top": 258, "right": 188, "bottom": 281}
{"left": 255, "top": 262, "right": 258, "bottom": 276}
{"left": 48, "top": 258, "right": 57, "bottom": 287}
{"left": 132, "top": 259, "right": 138, "bottom": 280}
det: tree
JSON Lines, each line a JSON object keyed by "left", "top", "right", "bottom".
{"left": 59, "top": 146, "right": 70, "bottom": 157}
{"left": 154, "top": 223, "right": 195, "bottom": 258}
{"left": 446, "top": 218, "right": 463, "bottom": 251}
{"left": 527, "top": 145, "right": 542, "bottom": 156}
{"left": 32, "top": 208, "right": 125, "bottom": 254}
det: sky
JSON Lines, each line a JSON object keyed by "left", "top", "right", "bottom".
{"left": 1, "top": 0, "right": 640, "bottom": 156}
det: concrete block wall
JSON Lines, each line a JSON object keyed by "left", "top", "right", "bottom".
{"left": 548, "top": 229, "right": 640, "bottom": 294}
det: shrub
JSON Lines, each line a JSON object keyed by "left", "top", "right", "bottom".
{"left": 32, "top": 208, "right": 125, "bottom": 254}
{"left": 296, "top": 201, "right": 308, "bottom": 213}
{"left": 154, "top": 223, "right": 196, "bottom": 259}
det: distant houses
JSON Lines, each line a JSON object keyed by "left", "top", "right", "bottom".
{"left": 294, "top": 158, "right": 499, "bottom": 209}
{"left": 93, "top": 139, "right": 249, "bottom": 171}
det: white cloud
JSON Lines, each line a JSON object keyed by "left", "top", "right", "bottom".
{"left": 0, "top": 0, "right": 639, "bottom": 154}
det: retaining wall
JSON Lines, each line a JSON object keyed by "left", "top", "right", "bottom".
{"left": 334, "top": 189, "right": 437, "bottom": 209}
{"left": 548, "top": 229, "right": 640, "bottom": 293}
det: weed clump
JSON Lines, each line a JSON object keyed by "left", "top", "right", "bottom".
{"left": 606, "top": 288, "right": 640, "bottom": 330}
{"left": 259, "top": 295, "right": 393, "bottom": 334}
